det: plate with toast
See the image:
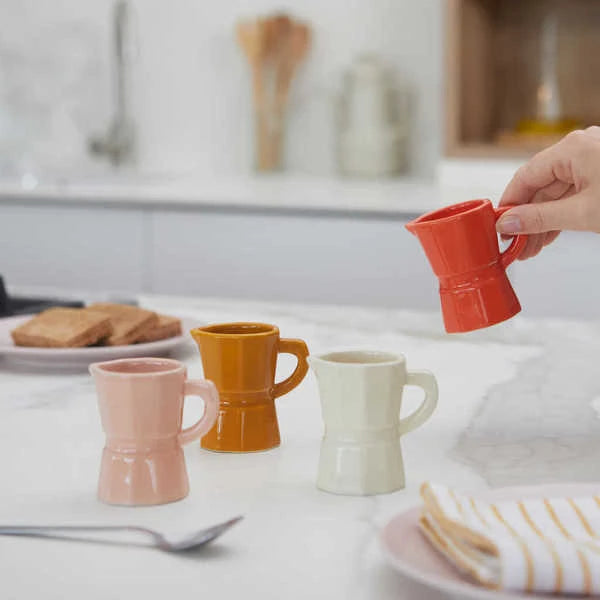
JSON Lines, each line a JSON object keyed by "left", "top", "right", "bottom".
{"left": 0, "top": 303, "right": 196, "bottom": 368}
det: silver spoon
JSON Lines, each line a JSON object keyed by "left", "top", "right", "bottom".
{"left": 0, "top": 516, "right": 243, "bottom": 552}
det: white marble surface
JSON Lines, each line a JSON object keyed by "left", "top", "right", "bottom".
{"left": 2, "top": 295, "right": 598, "bottom": 599}
{"left": 0, "top": 173, "right": 444, "bottom": 215}
{"left": 0, "top": 170, "right": 518, "bottom": 217}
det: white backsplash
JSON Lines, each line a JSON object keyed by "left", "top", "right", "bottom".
{"left": 0, "top": 0, "right": 442, "bottom": 179}
{"left": 0, "top": 1, "right": 110, "bottom": 177}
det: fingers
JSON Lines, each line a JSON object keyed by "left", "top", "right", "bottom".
{"left": 498, "top": 129, "right": 600, "bottom": 207}
{"left": 585, "top": 125, "right": 600, "bottom": 140}
{"left": 530, "top": 179, "right": 573, "bottom": 204}
{"left": 499, "top": 139, "right": 575, "bottom": 207}
{"left": 500, "top": 180, "right": 573, "bottom": 255}
{"left": 517, "top": 233, "right": 544, "bottom": 260}
{"left": 518, "top": 232, "right": 558, "bottom": 260}
{"left": 511, "top": 182, "right": 572, "bottom": 257}
{"left": 543, "top": 230, "right": 560, "bottom": 246}
{"left": 496, "top": 192, "right": 593, "bottom": 234}
{"left": 506, "top": 230, "right": 560, "bottom": 261}
{"left": 495, "top": 127, "right": 600, "bottom": 259}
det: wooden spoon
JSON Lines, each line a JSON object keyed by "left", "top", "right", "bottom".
{"left": 272, "top": 23, "right": 311, "bottom": 163}
{"left": 236, "top": 19, "right": 270, "bottom": 168}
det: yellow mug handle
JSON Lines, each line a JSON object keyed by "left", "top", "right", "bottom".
{"left": 273, "top": 339, "right": 309, "bottom": 399}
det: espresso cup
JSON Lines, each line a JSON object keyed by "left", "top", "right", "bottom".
{"left": 90, "top": 358, "right": 219, "bottom": 506}
{"left": 190, "top": 322, "right": 309, "bottom": 452}
{"left": 309, "top": 351, "right": 438, "bottom": 495}
{"left": 406, "top": 199, "right": 528, "bottom": 333}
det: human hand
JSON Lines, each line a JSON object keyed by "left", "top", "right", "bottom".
{"left": 496, "top": 126, "right": 600, "bottom": 260}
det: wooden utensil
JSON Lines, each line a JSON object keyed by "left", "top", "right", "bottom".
{"left": 272, "top": 23, "right": 311, "bottom": 165}
{"left": 235, "top": 14, "right": 311, "bottom": 171}
{"left": 236, "top": 19, "right": 270, "bottom": 169}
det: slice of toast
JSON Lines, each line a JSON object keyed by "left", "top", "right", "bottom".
{"left": 87, "top": 303, "right": 158, "bottom": 346}
{"left": 11, "top": 308, "right": 113, "bottom": 348}
{"left": 136, "top": 314, "right": 182, "bottom": 343}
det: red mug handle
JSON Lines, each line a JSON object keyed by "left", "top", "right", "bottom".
{"left": 494, "top": 206, "right": 528, "bottom": 269}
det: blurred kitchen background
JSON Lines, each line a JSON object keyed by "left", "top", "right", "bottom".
{"left": 1, "top": 0, "right": 599, "bottom": 318}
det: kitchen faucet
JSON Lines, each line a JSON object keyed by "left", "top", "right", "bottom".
{"left": 89, "top": 0, "right": 135, "bottom": 166}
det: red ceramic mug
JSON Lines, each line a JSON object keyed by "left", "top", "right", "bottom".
{"left": 405, "top": 199, "right": 528, "bottom": 333}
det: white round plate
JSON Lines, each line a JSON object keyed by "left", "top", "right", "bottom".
{"left": 0, "top": 314, "right": 200, "bottom": 369}
{"left": 381, "top": 483, "right": 600, "bottom": 600}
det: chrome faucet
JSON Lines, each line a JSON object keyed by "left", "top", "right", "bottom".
{"left": 89, "top": 0, "right": 136, "bottom": 166}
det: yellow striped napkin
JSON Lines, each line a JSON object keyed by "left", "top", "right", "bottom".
{"left": 419, "top": 482, "right": 600, "bottom": 595}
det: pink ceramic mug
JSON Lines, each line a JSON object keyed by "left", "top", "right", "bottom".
{"left": 89, "top": 357, "right": 219, "bottom": 506}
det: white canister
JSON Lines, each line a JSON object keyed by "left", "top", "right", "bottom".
{"left": 336, "top": 55, "right": 409, "bottom": 177}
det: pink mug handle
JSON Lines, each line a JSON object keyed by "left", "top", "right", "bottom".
{"left": 494, "top": 206, "right": 528, "bottom": 269}
{"left": 178, "top": 379, "right": 219, "bottom": 446}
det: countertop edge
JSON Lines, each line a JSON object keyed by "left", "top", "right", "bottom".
{"left": 0, "top": 191, "right": 426, "bottom": 220}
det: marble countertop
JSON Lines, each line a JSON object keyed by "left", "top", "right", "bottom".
{"left": 0, "top": 173, "right": 444, "bottom": 217}
{"left": 0, "top": 160, "right": 523, "bottom": 217}
{"left": 2, "top": 294, "right": 596, "bottom": 600}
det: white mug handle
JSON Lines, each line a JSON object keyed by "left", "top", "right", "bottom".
{"left": 399, "top": 370, "right": 438, "bottom": 435}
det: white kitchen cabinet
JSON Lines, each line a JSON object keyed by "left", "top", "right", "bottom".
{"left": 149, "top": 209, "right": 438, "bottom": 308}
{"left": 0, "top": 203, "right": 147, "bottom": 292}
{"left": 512, "top": 231, "right": 600, "bottom": 320}
{"left": 0, "top": 199, "right": 598, "bottom": 319}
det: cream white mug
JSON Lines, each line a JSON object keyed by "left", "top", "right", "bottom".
{"left": 308, "top": 351, "right": 438, "bottom": 495}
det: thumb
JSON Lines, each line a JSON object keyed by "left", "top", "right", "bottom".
{"left": 496, "top": 194, "right": 592, "bottom": 234}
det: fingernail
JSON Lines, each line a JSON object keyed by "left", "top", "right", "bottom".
{"left": 497, "top": 215, "right": 522, "bottom": 234}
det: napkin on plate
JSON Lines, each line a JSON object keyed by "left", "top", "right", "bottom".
{"left": 419, "top": 482, "right": 600, "bottom": 595}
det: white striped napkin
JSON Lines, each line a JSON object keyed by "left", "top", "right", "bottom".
{"left": 419, "top": 482, "right": 600, "bottom": 595}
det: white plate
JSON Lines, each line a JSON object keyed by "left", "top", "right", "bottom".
{"left": 380, "top": 483, "right": 600, "bottom": 600}
{"left": 0, "top": 314, "right": 199, "bottom": 369}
